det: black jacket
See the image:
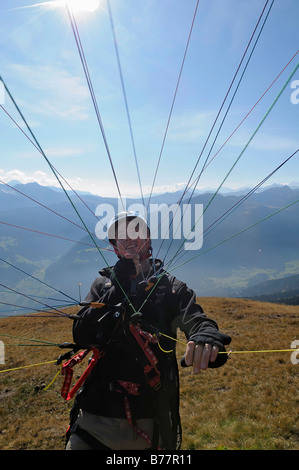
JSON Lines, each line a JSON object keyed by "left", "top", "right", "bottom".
{"left": 72, "top": 259, "right": 231, "bottom": 449}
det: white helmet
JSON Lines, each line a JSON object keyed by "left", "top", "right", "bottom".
{"left": 107, "top": 211, "right": 152, "bottom": 259}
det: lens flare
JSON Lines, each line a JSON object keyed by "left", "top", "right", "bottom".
{"left": 66, "top": 0, "right": 100, "bottom": 13}
{"left": 8, "top": 1, "right": 101, "bottom": 14}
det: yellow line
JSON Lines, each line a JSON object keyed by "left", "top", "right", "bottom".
{"left": 159, "top": 333, "right": 299, "bottom": 355}
{"left": 0, "top": 345, "right": 298, "bottom": 375}
{"left": 0, "top": 360, "right": 56, "bottom": 373}
{"left": 44, "top": 366, "right": 62, "bottom": 391}
{"left": 160, "top": 332, "right": 187, "bottom": 346}
{"left": 226, "top": 348, "right": 299, "bottom": 354}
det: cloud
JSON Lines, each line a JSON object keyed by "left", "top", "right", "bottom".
{"left": 44, "top": 146, "right": 85, "bottom": 158}
{"left": 0, "top": 168, "right": 82, "bottom": 189}
{"left": 8, "top": 63, "right": 91, "bottom": 121}
{"left": 85, "top": 180, "right": 193, "bottom": 198}
{"left": 0, "top": 168, "right": 192, "bottom": 198}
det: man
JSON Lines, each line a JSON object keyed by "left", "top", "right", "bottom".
{"left": 65, "top": 211, "right": 231, "bottom": 450}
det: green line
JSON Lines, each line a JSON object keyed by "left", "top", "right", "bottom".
{"left": 5, "top": 344, "right": 57, "bottom": 347}
{"left": 0, "top": 333, "right": 59, "bottom": 346}
{"left": 165, "top": 59, "right": 299, "bottom": 272}
{"left": 169, "top": 198, "right": 299, "bottom": 271}
{"left": 0, "top": 77, "right": 136, "bottom": 313}
{"left": 0, "top": 76, "right": 108, "bottom": 264}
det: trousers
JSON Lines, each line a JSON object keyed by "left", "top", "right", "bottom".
{"left": 65, "top": 409, "right": 157, "bottom": 450}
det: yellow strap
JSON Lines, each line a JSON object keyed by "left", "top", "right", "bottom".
{"left": 0, "top": 335, "right": 298, "bottom": 377}
{"left": 157, "top": 341, "right": 173, "bottom": 354}
{"left": 0, "top": 360, "right": 56, "bottom": 374}
{"left": 160, "top": 332, "right": 187, "bottom": 346}
{"left": 44, "top": 365, "right": 62, "bottom": 391}
{"left": 159, "top": 333, "right": 299, "bottom": 355}
{"left": 225, "top": 348, "right": 299, "bottom": 354}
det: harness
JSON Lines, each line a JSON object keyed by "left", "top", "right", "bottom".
{"left": 61, "top": 347, "right": 104, "bottom": 401}
{"left": 61, "top": 310, "right": 163, "bottom": 449}
{"left": 129, "top": 321, "right": 161, "bottom": 389}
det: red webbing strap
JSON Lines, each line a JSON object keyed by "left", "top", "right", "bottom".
{"left": 129, "top": 323, "right": 158, "bottom": 364}
{"left": 117, "top": 380, "right": 140, "bottom": 396}
{"left": 61, "top": 348, "right": 103, "bottom": 401}
{"left": 123, "top": 396, "right": 162, "bottom": 450}
{"left": 116, "top": 381, "right": 156, "bottom": 446}
{"left": 129, "top": 323, "right": 161, "bottom": 388}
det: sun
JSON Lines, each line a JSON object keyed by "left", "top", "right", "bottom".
{"left": 65, "top": 0, "right": 101, "bottom": 13}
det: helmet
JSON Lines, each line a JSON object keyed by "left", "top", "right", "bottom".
{"left": 108, "top": 211, "right": 152, "bottom": 259}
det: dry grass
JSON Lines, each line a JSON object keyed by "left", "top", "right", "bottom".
{"left": 0, "top": 299, "right": 298, "bottom": 450}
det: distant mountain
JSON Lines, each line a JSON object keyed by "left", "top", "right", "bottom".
{"left": 239, "top": 273, "right": 299, "bottom": 305}
{"left": 1, "top": 181, "right": 299, "bottom": 314}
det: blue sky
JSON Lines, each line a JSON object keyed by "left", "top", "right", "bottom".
{"left": 0, "top": 0, "right": 298, "bottom": 198}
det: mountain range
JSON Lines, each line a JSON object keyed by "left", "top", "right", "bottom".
{"left": 239, "top": 273, "right": 299, "bottom": 305}
{"left": 1, "top": 180, "right": 299, "bottom": 315}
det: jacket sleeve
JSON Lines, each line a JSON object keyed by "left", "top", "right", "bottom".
{"left": 172, "top": 280, "right": 231, "bottom": 367}
{"left": 72, "top": 277, "right": 110, "bottom": 348}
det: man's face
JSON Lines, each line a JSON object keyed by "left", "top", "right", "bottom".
{"left": 115, "top": 218, "right": 149, "bottom": 260}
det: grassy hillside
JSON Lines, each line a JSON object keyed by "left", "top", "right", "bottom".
{"left": 0, "top": 298, "right": 298, "bottom": 450}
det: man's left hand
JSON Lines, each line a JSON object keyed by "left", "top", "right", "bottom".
{"left": 184, "top": 341, "right": 219, "bottom": 374}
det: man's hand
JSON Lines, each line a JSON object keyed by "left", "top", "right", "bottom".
{"left": 123, "top": 244, "right": 140, "bottom": 277}
{"left": 117, "top": 241, "right": 140, "bottom": 277}
{"left": 184, "top": 341, "right": 219, "bottom": 374}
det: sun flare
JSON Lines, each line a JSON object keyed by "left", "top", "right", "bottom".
{"left": 65, "top": 0, "right": 101, "bottom": 13}
{"left": 14, "top": 1, "right": 102, "bottom": 15}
